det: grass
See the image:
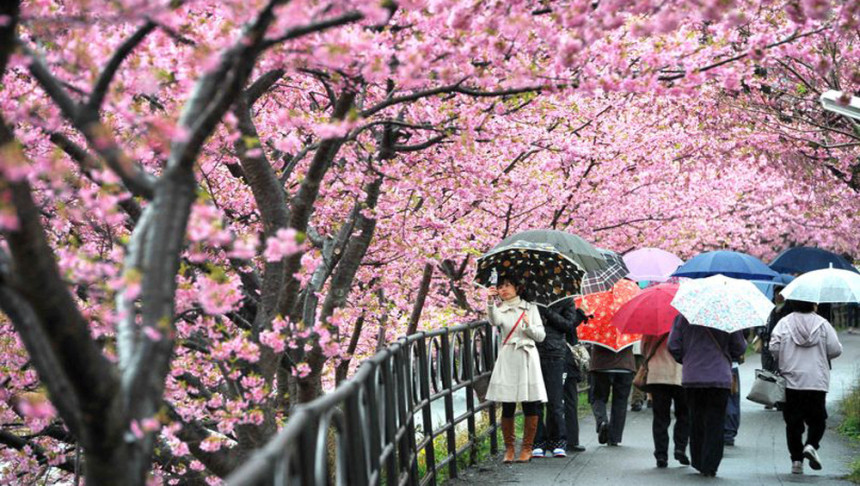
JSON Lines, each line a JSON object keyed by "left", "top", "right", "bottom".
{"left": 839, "top": 373, "right": 860, "bottom": 483}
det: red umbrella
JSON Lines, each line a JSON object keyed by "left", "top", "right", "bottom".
{"left": 610, "top": 283, "right": 680, "bottom": 336}
{"left": 575, "top": 279, "right": 642, "bottom": 351}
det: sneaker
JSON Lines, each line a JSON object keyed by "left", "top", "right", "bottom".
{"left": 531, "top": 448, "right": 545, "bottom": 458}
{"left": 803, "top": 444, "right": 822, "bottom": 470}
{"left": 552, "top": 448, "right": 567, "bottom": 458}
{"left": 597, "top": 422, "right": 609, "bottom": 444}
{"left": 791, "top": 461, "right": 803, "bottom": 474}
{"left": 674, "top": 450, "right": 690, "bottom": 465}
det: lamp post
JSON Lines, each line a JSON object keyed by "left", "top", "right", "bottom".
{"left": 820, "top": 90, "right": 860, "bottom": 120}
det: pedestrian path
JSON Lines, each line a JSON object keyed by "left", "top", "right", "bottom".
{"left": 448, "top": 332, "right": 860, "bottom": 485}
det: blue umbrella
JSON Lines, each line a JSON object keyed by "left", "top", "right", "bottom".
{"left": 770, "top": 246, "right": 858, "bottom": 275}
{"left": 672, "top": 250, "right": 779, "bottom": 281}
{"left": 752, "top": 274, "right": 796, "bottom": 299}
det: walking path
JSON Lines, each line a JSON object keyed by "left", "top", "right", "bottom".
{"left": 448, "top": 331, "right": 860, "bottom": 485}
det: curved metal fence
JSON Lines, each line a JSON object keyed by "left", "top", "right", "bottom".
{"left": 225, "top": 319, "right": 498, "bottom": 486}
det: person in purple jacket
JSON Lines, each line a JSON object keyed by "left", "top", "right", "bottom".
{"left": 668, "top": 314, "right": 746, "bottom": 477}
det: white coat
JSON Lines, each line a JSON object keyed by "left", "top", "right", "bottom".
{"left": 485, "top": 297, "right": 547, "bottom": 403}
{"left": 770, "top": 312, "right": 842, "bottom": 392}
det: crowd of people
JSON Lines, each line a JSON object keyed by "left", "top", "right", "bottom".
{"left": 482, "top": 274, "right": 844, "bottom": 477}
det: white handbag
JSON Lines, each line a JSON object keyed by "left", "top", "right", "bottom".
{"left": 746, "top": 369, "right": 786, "bottom": 406}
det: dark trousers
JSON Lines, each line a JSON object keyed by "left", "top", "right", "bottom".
{"left": 686, "top": 387, "right": 730, "bottom": 475}
{"left": 535, "top": 356, "right": 566, "bottom": 450}
{"left": 724, "top": 367, "right": 741, "bottom": 442}
{"left": 591, "top": 371, "right": 633, "bottom": 444}
{"left": 563, "top": 354, "right": 581, "bottom": 448}
{"left": 783, "top": 389, "right": 828, "bottom": 461}
{"left": 650, "top": 384, "right": 689, "bottom": 461}
{"left": 501, "top": 401, "right": 540, "bottom": 418}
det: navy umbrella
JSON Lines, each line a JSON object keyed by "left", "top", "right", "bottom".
{"left": 672, "top": 250, "right": 779, "bottom": 281}
{"left": 770, "top": 246, "right": 858, "bottom": 275}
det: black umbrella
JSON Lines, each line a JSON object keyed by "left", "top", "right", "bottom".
{"left": 495, "top": 229, "right": 607, "bottom": 273}
{"left": 476, "top": 240, "right": 585, "bottom": 306}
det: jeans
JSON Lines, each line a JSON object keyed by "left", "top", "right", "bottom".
{"left": 783, "top": 389, "right": 828, "bottom": 461}
{"left": 563, "top": 352, "right": 581, "bottom": 448}
{"left": 724, "top": 367, "right": 741, "bottom": 442}
{"left": 686, "top": 387, "right": 730, "bottom": 475}
{"left": 650, "top": 384, "right": 689, "bottom": 461}
{"left": 535, "top": 356, "right": 566, "bottom": 450}
{"left": 591, "top": 371, "right": 633, "bottom": 444}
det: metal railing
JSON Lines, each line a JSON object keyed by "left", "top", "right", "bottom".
{"left": 225, "top": 319, "right": 499, "bottom": 486}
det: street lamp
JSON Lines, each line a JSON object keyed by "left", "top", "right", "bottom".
{"left": 820, "top": 90, "right": 860, "bottom": 120}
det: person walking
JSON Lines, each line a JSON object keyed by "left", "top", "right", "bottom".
{"left": 589, "top": 345, "right": 635, "bottom": 446}
{"left": 641, "top": 332, "right": 689, "bottom": 468}
{"left": 668, "top": 314, "right": 746, "bottom": 477}
{"left": 562, "top": 306, "right": 590, "bottom": 453}
{"left": 533, "top": 299, "right": 578, "bottom": 458}
{"left": 484, "top": 274, "right": 547, "bottom": 463}
{"left": 769, "top": 300, "right": 843, "bottom": 475}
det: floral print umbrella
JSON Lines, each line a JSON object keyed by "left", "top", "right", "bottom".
{"left": 670, "top": 275, "right": 774, "bottom": 332}
{"left": 476, "top": 240, "right": 586, "bottom": 306}
{"left": 575, "top": 279, "right": 642, "bottom": 351}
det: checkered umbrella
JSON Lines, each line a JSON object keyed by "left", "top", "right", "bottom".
{"left": 476, "top": 240, "right": 585, "bottom": 306}
{"left": 581, "top": 249, "right": 630, "bottom": 295}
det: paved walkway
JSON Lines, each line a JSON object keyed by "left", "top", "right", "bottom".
{"left": 448, "top": 332, "right": 860, "bottom": 485}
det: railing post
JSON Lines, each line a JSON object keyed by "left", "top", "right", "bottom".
{"left": 440, "top": 331, "right": 457, "bottom": 479}
{"left": 484, "top": 321, "right": 498, "bottom": 455}
{"left": 417, "top": 337, "right": 436, "bottom": 485}
{"left": 462, "top": 327, "right": 477, "bottom": 465}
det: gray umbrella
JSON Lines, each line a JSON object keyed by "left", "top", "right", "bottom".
{"left": 495, "top": 229, "right": 608, "bottom": 273}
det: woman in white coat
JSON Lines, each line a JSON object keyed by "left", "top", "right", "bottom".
{"left": 485, "top": 274, "right": 546, "bottom": 463}
{"left": 770, "top": 300, "right": 843, "bottom": 475}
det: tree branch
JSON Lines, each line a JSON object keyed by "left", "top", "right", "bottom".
{"left": 261, "top": 11, "right": 364, "bottom": 49}
{"left": 87, "top": 21, "right": 157, "bottom": 112}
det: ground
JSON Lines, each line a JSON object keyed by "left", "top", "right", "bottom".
{"left": 447, "top": 331, "right": 860, "bottom": 485}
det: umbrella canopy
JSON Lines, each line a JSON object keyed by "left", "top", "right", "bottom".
{"left": 575, "top": 279, "right": 642, "bottom": 351}
{"left": 670, "top": 275, "right": 775, "bottom": 332}
{"left": 770, "top": 246, "right": 858, "bottom": 275}
{"left": 581, "top": 248, "right": 630, "bottom": 295}
{"left": 611, "top": 283, "right": 680, "bottom": 335}
{"left": 623, "top": 248, "right": 683, "bottom": 282}
{"left": 495, "top": 229, "right": 607, "bottom": 273}
{"left": 752, "top": 273, "right": 795, "bottom": 300}
{"left": 476, "top": 240, "right": 585, "bottom": 306}
{"left": 779, "top": 268, "right": 860, "bottom": 304}
{"left": 672, "top": 250, "right": 779, "bottom": 281}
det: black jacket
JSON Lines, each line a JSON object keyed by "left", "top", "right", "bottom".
{"left": 537, "top": 300, "right": 586, "bottom": 359}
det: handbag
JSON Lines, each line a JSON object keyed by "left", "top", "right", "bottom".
{"left": 633, "top": 335, "right": 667, "bottom": 391}
{"left": 567, "top": 342, "right": 590, "bottom": 378}
{"left": 746, "top": 369, "right": 786, "bottom": 406}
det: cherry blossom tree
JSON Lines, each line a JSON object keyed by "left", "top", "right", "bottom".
{"left": 0, "top": 0, "right": 858, "bottom": 484}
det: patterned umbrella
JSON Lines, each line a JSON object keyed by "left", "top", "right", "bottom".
{"left": 670, "top": 275, "right": 774, "bottom": 332}
{"left": 581, "top": 248, "right": 630, "bottom": 295}
{"left": 575, "top": 279, "right": 642, "bottom": 351}
{"left": 495, "top": 229, "right": 608, "bottom": 272}
{"left": 476, "top": 240, "right": 585, "bottom": 306}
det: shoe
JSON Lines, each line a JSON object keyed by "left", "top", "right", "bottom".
{"left": 552, "top": 448, "right": 567, "bottom": 458}
{"left": 791, "top": 461, "right": 803, "bottom": 474}
{"left": 597, "top": 421, "right": 609, "bottom": 445}
{"left": 724, "top": 439, "right": 734, "bottom": 447}
{"left": 647, "top": 399, "right": 653, "bottom": 409}
{"left": 517, "top": 416, "right": 538, "bottom": 462}
{"left": 531, "top": 448, "right": 545, "bottom": 458}
{"left": 608, "top": 441, "right": 619, "bottom": 447}
{"left": 803, "top": 444, "right": 822, "bottom": 470}
{"left": 701, "top": 471, "right": 716, "bottom": 477}
{"left": 502, "top": 417, "right": 516, "bottom": 463}
{"left": 567, "top": 444, "right": 586, "bottom": 452}
{"left": 674, "top": 450, "right": 690, "bottom": 465}
{"left": 656, "top": 459, "right": 668, "bottom": 468}
{"left": 631, "top": 401, "right": 643, "bottom": 412}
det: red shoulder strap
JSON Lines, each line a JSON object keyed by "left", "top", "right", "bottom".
{"left": 503, "top": 311, "right": 527, "bottom": 345}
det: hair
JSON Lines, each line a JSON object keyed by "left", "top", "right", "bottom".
{"left": 498, "top": 274, "right": 526, "bottom": 297}
{"left": 787, "top": 300, "right": 816, "bottom": 314}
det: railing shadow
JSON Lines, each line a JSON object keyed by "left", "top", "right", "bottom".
{"left": 225, "top": 320, "right": 498, "bottom": 486}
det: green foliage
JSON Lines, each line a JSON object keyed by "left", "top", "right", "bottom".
{"left": 840, "top": 373, "right": 860, "bottom": 483}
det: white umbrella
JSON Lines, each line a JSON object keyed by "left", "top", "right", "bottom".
{"left": 670, "top": 275, "right": 775, "bottom": 332}
{"left": 779, "top": 268, "right": 860, "bottom": 303}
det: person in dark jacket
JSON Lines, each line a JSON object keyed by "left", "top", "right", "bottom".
{"left": 563, "top": 307, "right": 590, "bottom": 452}
{"left": 668, "top": 315, "right": 746, "bottom": 477}
{"left": 533, "top": 299, "right": 578, "bottom": 457}
{"left": 590, "top": 344, "right": 636, "bottom": 446}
